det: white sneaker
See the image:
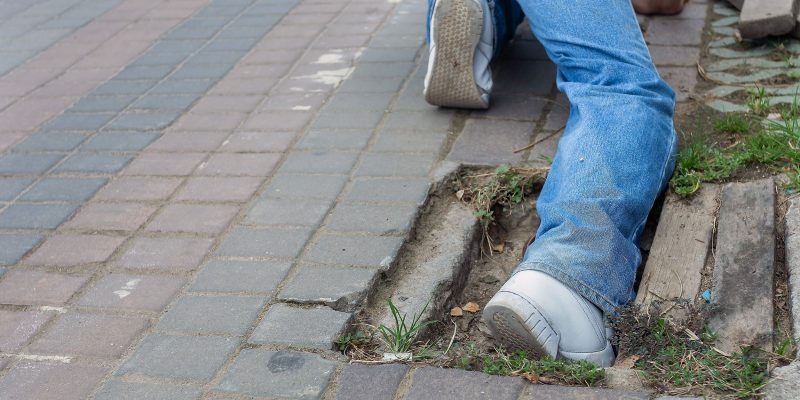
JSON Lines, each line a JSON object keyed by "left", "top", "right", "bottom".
{"left": 482, "top": 270, "right": 616, "bottom": 367}
{"left": 424, "top": 0, "right": 493, "bottom": 109}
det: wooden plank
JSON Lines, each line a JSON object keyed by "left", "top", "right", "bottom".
{"left": 636, "top": 185, "right": 720, "bottom": 307}
{"left": 709, "top": 179, "right": 775, "bottom": 353}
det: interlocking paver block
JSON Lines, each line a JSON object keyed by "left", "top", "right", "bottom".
{"left": 739, "top": 0, "right": 796, "bottom": 39}
{"left": 145, "top": 204, "right": 239, "bottom": 234}
{"left": 64, "top": 202, "right": 158, "bottom": 231}
{"left": 55, "top": 153, "right": 134, "bottom": 173}
{"left": 150, "top": 79, "right": 217, "bottom": 95}
{"left": 13, "top": 132, "right": 87, "bottom": 151}
{"left": 216, "top": 349, "right": 337, "bottom": 398}
{"left": 130, "top": 94, "right": 201, "bottom": 111}
{"left": 191, "top": 259, "right": 292, "bottom": 294}
{"left": 0, "top": 310, "right": 55, "bottom": 352}
{"left": 324, "top": 93, "right": 395, "bottom": 111}
{"left": 520, "top": 385, "right": 650, "bottom": 399}
{"left": 95, "top": 381, "right": 203, "bottom": 400}
{"left": 71, "top": 95, "right": 138, "bottom": 113}
{"left": 0, "top": 234, "right": 44, "bottom": 265}
{"left": 337, "top": 77, "right": 405, "bottom": 94}
{"left": 242, "top": 110, "right": 314, "bottom": 131}
{"left": 25, "top": 234, "right": 126, "bottom": 266}
{"left": 383, "top": 110, "right": 454, "bottom": 132}
{"left": 42, "top": 112, "right": 115, "bottom": 131}
{"left": 78, "top": 274, "right": 185, "bottom": 311}
{"left": 646, "top": 19, "right": 704, "bottom": 45}
{"left": 327, "top": 203, "right": 418, "bottom": 233}
{"left": 448, "top": 119, "right": 531, "bottom": 165}
{"left": 147, "top": 131, "right": 229, "bottom": 152}
{"left": 220, "top": 130, "right": 296, "bottom": 152}
{"left": 0, "top": 270, "right": 89, "bottom": 306}
{"left": 279, "top": 265, "right": 379, "bottom": 308}
{"left": 297, "top": 129, "right": 373, "bottom": 150}
{"left": 83, "top": 131, "right": 161, "bottom": 151}
{"left": 20, "top": 177, "right": 108, "bottom": 202}
{"left": 372, "top": 129, "right": 446, "bottom": 153}
{"left": 106, "top": 111, "right": 181, "bottom": 131}
{"left": 0, "top": 153, "right": 64, "bottom": 174}
{"left": 471, "top": 94, "right": 547, "bottom": 121}
{"left": 305, "top": 234, "right": 404, "bottom": 267}
{"left": 346, "top": 178, "right": 431, "bottom": 205}
{"left": 405, "top": 367, "right": 524, "bottom": 400}
{"left": 279, "top": 151, "right": 359, "bottom": 174}
{"left": 123, "top": 152, "right": 206, "bottom": 176}
{"left": 117, "top": 334, "right": 238, "bottom": 381}
{"left": 197, "top": 153, "right": 282, "bottom": 176}
{"left": 356, "top": 153, "right": 436, "bottom": 177}
{"left": 311, "top": 110, "right": 384, "bottom": 129}
{"left": 95, "top": 176, "right": 183, "bottom": 201}
{"left": 115, "top": 236, "right": 214, "bottom": 271}
{"left": 216, "top": 226, "right": 312, "bottom": 258}
{"left": 244, "top": 198, "right": 333, "bottom": 226}
{"left": 157, "top": 295, "right": 264, "bottom": 335}
{"left": 336, "top": 364, "right": 409, "bottom": 400}
{"left": 175, "top": 176, "right": 263, "bottom": 202}
{"left": 262, "top": 173, "right": 348, "bottom": 199}
{"left": 29, "top": 313, "right": 148, "bottom": 358}
{"left": 250, "top": 304, "right": 350, "bottom": 349}
{"left": 0, "top": 178, "right": 33, "bottom": 201}
{"left": 0, "top": 362, "right": 107, "bottom": 400}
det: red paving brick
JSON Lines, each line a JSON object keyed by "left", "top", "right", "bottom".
{"left": 0, "top": 271, "right": 90, "bottom": 306}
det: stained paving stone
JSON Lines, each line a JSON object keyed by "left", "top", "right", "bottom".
{"left": 117, "top": 334, "right": 238, "bottom": 381}
{"left": 279, "top": 151, "right": 360, "bottom": 174}
{"left": 336, "top": 364, "right": 409, "bottom": 400}
{"left": 55, "top": 153, "right": 135, "bottom": 173}
{"left": 448, "top": 119, "right": 531, "bottom": 165}
{"left": 262, "top": 173, "right": 348, "bottom": 200}
{"left": 0, "top": 362, "right": 108, "bottom": 400}
{"left": 216, "top": 349, "right": 337, "bottom": 398}
{"left": 19, "top": 177, "right": 108, "bottom": 202}
{"left": 115, "top": 236, "right": 214, "bottom": 271}
{"left": 25, "top": 234, "right": 126, "bottom": 266}
{"left": 95, "top": 177, "right": 183, "bottom": 201}
{"left": 327, "top": 203, "right": 418, "bottom": 233}
{"left": 157, "top": 295, "right": 264, "bottom": 335}
{"left": 145, "top": 204, "right": 239, "bottom": 234}
{"left": 250, "top": 303, "right": 350, "bottom": 349}
{"left": 0, "top": 270, "right": 90, "bottom": 306}
{"left": 0, "top": 153, "right": 64, "bottom": 174}
{"left": 94, "top": 380, "right": 203, "bottom": 400}
{"left": 279, "top": 265, "right": 379, "bottom": 308}
{"left": 305, "top": 234, "right": 404, "bottom": 267}
{"left": 520, "top": 385, "right": 650, "bottom": 399}
{"left": 28, "top": 313, "right": 148, "bottom": 358}
{"left": 216, "top": 226, "right": 313, "bottom": 258}
{"left": 405, "top": 367, "right": 524, "bottom": 400}
{"left": 78, "top": 274, "right": 185, "bottom": 312}
{"left": 244, "top": 198, "right": 333, "bottom": 226}
{"left": 0, "top": 310, "right": 55, "bottom": 352}
{"left": 191, "top": 259, "right": 292, "bottom": 294}
{"left": 0, "top": 234, "right": 45, "bottom": 265}
{"left": 63, "top": 202, "right": 158, "bottom": 231}
{"left": 345, "top": 178, "right": 431, "bottom": 205}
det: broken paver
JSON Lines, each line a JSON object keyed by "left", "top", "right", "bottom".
{"left": 739, "top": 0, "right": 797, "bottom": 39}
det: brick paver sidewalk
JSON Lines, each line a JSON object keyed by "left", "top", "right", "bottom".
{"left": 0, "top": 0, "right": 709, "bottom": 399}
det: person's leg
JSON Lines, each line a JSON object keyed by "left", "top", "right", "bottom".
{"left": 424, "top": 0, "right": 523, "bottom": 108}
{"left": 483, "top": 0, "right": 677, "bottom": 366}
{"left": 632, "top": 0, "right": 686, "bottom": 15}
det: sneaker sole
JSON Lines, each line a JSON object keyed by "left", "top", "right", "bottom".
{"left": 425, "top": 0, "right": 488, "bottom": 109}
{"left": 483, "top": 292, "right": 560, "bottom": 359}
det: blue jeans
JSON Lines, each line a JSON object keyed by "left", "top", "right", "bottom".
{"left": 427, "top": 0, "right": 678, "bottom": 315}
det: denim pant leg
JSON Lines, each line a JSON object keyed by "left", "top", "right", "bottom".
{"left": 512, "top": 0, "right": 678, "bottom": 315}
{"left": 426, "top": 0, "right": 524, "bottom": 60}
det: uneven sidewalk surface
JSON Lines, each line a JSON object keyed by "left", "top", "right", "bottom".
{"left": 0, "top": 0, "right": 786, "bottom": 399}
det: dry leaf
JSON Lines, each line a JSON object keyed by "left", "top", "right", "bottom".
{"left": 462, "top": 302, "right": 480, "bottom": 313}
{"left": 538, "top": 376, "right": 555, "bottom": 384}
{"left": 456, "top": 189, "right": 465, "bottom": 200}
{"left": 450, "top": 307, "right": 464, "bottom": 317}
{"left": 491, "top": 242, "right": 505, "bottom": 253}
{"left": 614, "top": 355, "right": 640, "bottom": 369}
{"left": 520, "top": 372, "right": 539, "bottom": 383}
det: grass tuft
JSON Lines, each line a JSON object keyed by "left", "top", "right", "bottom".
{"left": 376, "top": 298, "right": 435, "bottom": 354}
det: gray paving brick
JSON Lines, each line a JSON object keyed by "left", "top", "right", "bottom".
{"left": 279, "top": 264, "right": 379, "bottom": 308}
{"left": 337, "top": 77, "right": 405, "bottom": 93}
{"left": 83, "top": 131, "right": 161, "bottom": 151}
{"left": 356, "top": 153, "right": 435, "bottom": 177}
{"left": 0, "top": 309, "right": 55, "bottom": 352}
{"left": 245, "top": 198, "right": 333, "bottom": 226}
{"left": 493, "top": 60, "right": 556, "bottom": 94}
{"left": 249, "top": 304, "right": 350, "bottom": 349}
{"left": 312, "top": 110, "right": 384, "bottom": 130}
{"left": 157, "top": 295, "right": 264, "bottom": 335}
{"left": 346, "top": 178, "right": 430, "bottom": 205}
{"left": 448, "top": 119, "right": 531, "bottom": 165}
{"left": 262, "top": 173, "right": 348, "bottom": 200}
{"left": 0, "top": 270, "right": 90, "bottom": 306}
{"left": 20, "top": 177, "right": 107, "bottom": 202}
{"left": 305, "top": 234, "right": 404, "bottom": 267}
{"left": 359, "top": 47, "right": 419, "bottom": 63}
{"left": 327, "top": 203, "right": 418, "bottom": 233}
{"left": 70, "top": 95, "right": 139, "bottom": 113}
{"left": 372, "top": 129, "right": 447, "bottom": 153}
{"left": 0, "top": 178, "right": 33, "bottom": 201}
{"left": 149, "top": 39, "right": 205, "bottom": 54}
{"left": 279, "top": 151, "right": 359, "bottom": 174}
{"left": 185, "top": 51, "right": 242, "bottom": 66}
{"left": 13, "top": 132, "right": 87, "bottom": 151}
{"left": 336, "top": 364, "right": 409, "bottom": 400}
{"left": 93, "top": 80, "right": 157, "bottom": 95}
{"left": 347, "top": 62, "right": 415, "bottom": 79}
{"left": 150, "top": 79, "right": 216, "bottom": 94}
{"left": 78, "top": 274, "right": 185, "bottom": 311}
{"left": 0, "top": 153, "right": 64, "bottom": 174}
{"left": 406, "top": 367, "right": 524, "bottom": 400}
{"left": 216, "top": 227, "right": 313, "bottom": 258}
{"left": 297, "top": 129, "right": 373, "bottom": 150}
{"left": 216, "top": 349, "right": 336, "bottom": 398}
{"left": 28, "top": 313, "right": 148, "bottom": 358}
{"left": 206, "top": 37, "right": 260, "bottom": 52}
{"left": 171, "top": 63, "right": 232, "bottom": 80}
{"left": 191, "top": 259, "right": 291, "bottom": 294}
{"left": 131, "top": 51, "right": 188, "bottom": 67}
{"left": 0, "top": 362, "right": 107, "bottom": 400}
{"left": 180, "top": 17, "right": 230, "bottom": 31}
{"left": 520, "top": 385, "right": 650, "bottom": 399}
{"left": 117, "top": 334, "right": 238, "bottom": 381}
{"left": 115, "top": 65, "right": 174, "bottom": 81}
{"left": 471, "top": 94, "right": 548, "bottom": 121}
{"left": 324, "top": 92, "right": 395, "bottom": 111}
{"left": 55, "top": 153, "right": 134, "bottom": 173}
{"left": 130, "top": 94, "right": 202, "bottom": 111}
{"left": 383, "top": 110, "right": 453, "bottom": 132}
{"left": 0, "top": 204, "right": 79, "bottom": 229}
{"left": 166, "top": 26, "right": 220, "bottom": 40}
{"left": 0, "top": 234, "right": 44, "bottom": 265}
{"left": 106, "top": 111, "right": 181, "bottom": 131}
{"left": 217, "top": 24, "right": 271, "bottom": 38}
{"left": 41, "top": 112, "right": 114, "bottom": 132}
{"left": 95, "top": 381, "right": 202, "bottom": 400}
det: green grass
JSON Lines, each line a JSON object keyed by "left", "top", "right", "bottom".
{"left": 713, "top": 113, "right": 751, "bottom": 134}
{"left": 376, "top": 298, "right": 434, "bottom": 354}
{"left": 481, "top": 349, "right": 605, "bottom": 386}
